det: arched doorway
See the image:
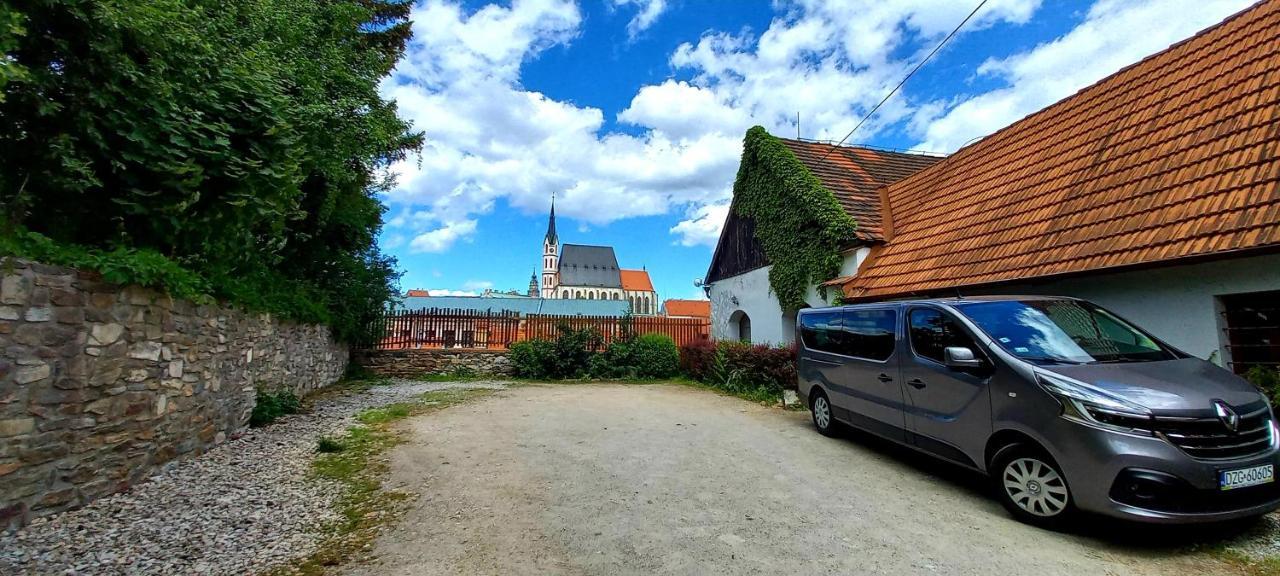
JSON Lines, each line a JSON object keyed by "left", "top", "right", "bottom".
{"left": 728, "top": 310, "right": 751, "bottom": 343}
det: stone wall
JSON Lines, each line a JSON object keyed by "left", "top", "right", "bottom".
{"left": 354, "top": 348, "right": 512, "bottom": 378}
{"left": 0, "top": 260, "right": 348, "bottom": 529}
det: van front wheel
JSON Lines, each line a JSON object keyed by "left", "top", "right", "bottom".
{"left": 811, "top": 390, "right": 838, "bottom": 437}
{"left": 992, "top": 445, "right": 1074, "bottom": 528}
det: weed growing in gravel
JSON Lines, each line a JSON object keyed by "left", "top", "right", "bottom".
{"left": 278, "top": 387, "right": 498, "bottom": 575}
{"left": 250, "top": 390, "right": 302, "bottom": 427}
{"left": 315, "top": 437, "right": 346, "bottom": 453}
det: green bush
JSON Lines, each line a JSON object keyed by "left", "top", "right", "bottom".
{"left": 509, "top": 339, "right": 557, "bottom": 379}
{"left": 512, "top": 324, "right": 677, "bottom": 380}
{"left": 631, "top": 334, "right": 679, "bottom": 378}
{"left": 250, "top": 389, "right": 302, "bottom": 427}
{"left": 588, "top": 333, "right": 679, "bottom": 379}
{"left": 1245, "top": 366, "right": 1280, "bottom": 406}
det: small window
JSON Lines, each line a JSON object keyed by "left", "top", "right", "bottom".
{"left": 843, "top": 309, "right": 897, "bottom": 361}
{"left": 800, "top": 312, "right": 845, "bottom": 354}
{"left": 908, "top": 308, "right": 977, "bottom": 364}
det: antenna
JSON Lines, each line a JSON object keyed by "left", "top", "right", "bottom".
{"left": 796, "top": 111, "right": 800, "bottom": 140}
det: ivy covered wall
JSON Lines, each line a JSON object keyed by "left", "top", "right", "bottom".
{"left": 730, "top": 126, "right": 858, "bottom": 310}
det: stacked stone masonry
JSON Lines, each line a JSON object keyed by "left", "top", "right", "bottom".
{"left": 0, "top": 259, "right": 348, "bottom": 529}
{"left": 354, "top": 348, "right": 512, "bottom": 378}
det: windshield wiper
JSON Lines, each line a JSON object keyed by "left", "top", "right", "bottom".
{"left": 1020, "top": 356, "right": 1086, "bottom": 365}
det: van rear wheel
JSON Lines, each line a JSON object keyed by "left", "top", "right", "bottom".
{"left": 992, "top": 444, "right": 1074, "bottom": 528}
{"left": 810, "top": 390, "right": 838, "bottom": 437}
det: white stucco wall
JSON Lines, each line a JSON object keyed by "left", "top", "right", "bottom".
{"left": 708, "top": 247, "right": 871, "bottom": 344}
{"left": 971, "top": 253, "right": 1280, "bottom": 366}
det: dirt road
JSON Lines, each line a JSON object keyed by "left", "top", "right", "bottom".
{"left": 343, "top": 383, "right": 1242, "bottom": 576}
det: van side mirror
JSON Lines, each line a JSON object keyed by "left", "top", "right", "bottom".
{"left": 944, "top": 347, "right": 984, "bottom": 369}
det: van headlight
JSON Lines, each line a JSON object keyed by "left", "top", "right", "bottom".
{"left": 1035, "top": 371, "right": 1155, "bottom": 436}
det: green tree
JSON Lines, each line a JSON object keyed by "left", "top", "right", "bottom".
{"left": 0, "top": 0, "right": 422, "bottom": 341}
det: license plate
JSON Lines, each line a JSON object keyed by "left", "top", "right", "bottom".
{"left": 1219, "top": 464, "right": 1275, "bottom": 491}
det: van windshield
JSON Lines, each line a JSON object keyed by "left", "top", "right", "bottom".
{"left": 953, "top": 300, "right": 1176, "bottom": 365}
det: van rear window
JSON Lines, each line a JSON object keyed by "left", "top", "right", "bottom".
{"left": 800, "top": 309, "right": 896, "bottom": 361}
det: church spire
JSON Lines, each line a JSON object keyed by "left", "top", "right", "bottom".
{"left": 545, "top": 195, "right": 558, "bottom": 245}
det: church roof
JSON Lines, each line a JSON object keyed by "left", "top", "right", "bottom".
{"left": 558, "top": 244, "right": 622, "bottom": 288}
{"left": 620, "top": 269, "right": 653, "bottom": 292}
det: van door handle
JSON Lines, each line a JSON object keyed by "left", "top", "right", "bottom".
{"left": 877, "top": 373, "right": 893, "bottom": 383}
{"left": 907, "top": 379, "right": 927, "bottom": 389}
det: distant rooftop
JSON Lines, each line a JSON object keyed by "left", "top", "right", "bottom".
{"left": 395, "top": 295, "right": 630, "bottom": 317}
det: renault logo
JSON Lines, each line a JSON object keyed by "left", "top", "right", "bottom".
{"left": 1214, "top": 401, "right": 1240, "bottom": 433}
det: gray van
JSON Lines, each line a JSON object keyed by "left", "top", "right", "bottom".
{"left": 796, "top": 296, "right": 1280, "bottom": 526}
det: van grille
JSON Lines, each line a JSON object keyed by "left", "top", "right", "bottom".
{"left": 1151, "top": 404, "right": 1273, "bottom": 460}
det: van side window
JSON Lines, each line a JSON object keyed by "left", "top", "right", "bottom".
{"left": 799, "top": 312, "right": 845, "bottom": 355}
{"left": 908, "top": 308, "right": 976, "bottom": 363}
{"left": 843, "top": 309, "right": 896, "bottom": 360}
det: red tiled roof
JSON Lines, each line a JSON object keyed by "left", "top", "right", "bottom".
{"left": 620, "top": 269, "right": 654, "bottom": 292}
{"left": 845, "top": 1, "right": 1280, "bottom": 300}
{"left": 405, "top": 289, "right": 430, "bottom": 297}
{"left": 663, "top": 299, "right": 710, "bottom": 318}
{"left": 778, "top": 139, "right": 945, "bottom": 242}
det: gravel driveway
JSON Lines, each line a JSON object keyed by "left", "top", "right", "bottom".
{"left": 0, "top": 380, "right": 507, "bottom": 576}
{"left": 344, "top": 383, "right": 1245, "bottom": 576}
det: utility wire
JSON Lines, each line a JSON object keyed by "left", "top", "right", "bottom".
{"left": 818, "top": 0, "right": 988, "bottom": 161}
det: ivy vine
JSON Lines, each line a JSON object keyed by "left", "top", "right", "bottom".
{"left": 731, "top": 126, "right": 857, "bottom": 310}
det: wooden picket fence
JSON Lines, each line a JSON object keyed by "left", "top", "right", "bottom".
{"left": 361, "top": 307, "right": 710, "bottom": 351}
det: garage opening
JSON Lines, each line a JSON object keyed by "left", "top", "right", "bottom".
{"left": 1221, "top": 290, "right": 1280, "bottom": 374}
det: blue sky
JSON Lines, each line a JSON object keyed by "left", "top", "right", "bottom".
{"left": 377, "top": 0, "right": 1253, "bottom": 300}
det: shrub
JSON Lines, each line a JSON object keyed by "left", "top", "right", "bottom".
{"left": 591, "top": 333, "right": 679, "bottom": 379}
{"left": 250, "top": 389, "right": 302, "bottom": 427}
{"left": 1245, "top": 366, "right": 1280, "bottom": 406}
{"left": 509, "top": 339, "right": 556, "bottom": 379}
{"left": 510, "top": 323, "right": 603, "bottom": 379}
{"left": 679, "top": 338, "right": 719, "bottom": 381}
{"left": 720, "top": 342, "right": 798, "bottom": 392}
{"left": 631, "top": 334, "right": 679, "bottom": 379}
{"left": 681, "top": 341, "right": 797, "bottom": 401}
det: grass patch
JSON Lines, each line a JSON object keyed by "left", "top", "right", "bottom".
{"left": 276, "top": 386, "right": 498, "bottom": 575}
{"left": 1213, "top": 548, "right": 1280, "bottom": 576}
{"left": 673, "top": 377, "right": 786, "bottom": 406}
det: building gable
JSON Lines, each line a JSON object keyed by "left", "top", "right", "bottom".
{"left": 704, "top": 136, "right": 944, "bottom": 284}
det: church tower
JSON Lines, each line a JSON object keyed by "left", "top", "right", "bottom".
{"left": 528, "top": 273, "right": 538, "bottom": 297}
{"left": 541, "top": 199, "right": 559, "bottom": 298}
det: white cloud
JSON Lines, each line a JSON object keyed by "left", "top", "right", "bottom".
{"left": 409, "top": 219, "right": 478, "bottom": 253}
{"left": 381, "top": 0, "right": 1246, "bottom": 253}
{"left": 383, "top": 0, "right": 1043, "bottom": 250}
{"left": 612, "top": 0, "right": 668, "bottom": 39}
{"left": 670, "top": 202, "right": 731, "bottom": 248}
{"left": 425, "top": 289, "right": 481, "bottom": 297}
{"left": 462, "top": 279, "right": 495, "bottom": 291}
{"left": 912, "top": 0, "right": 1255, "bottom": 151}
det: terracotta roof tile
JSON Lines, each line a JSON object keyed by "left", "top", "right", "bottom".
{"left": 778, "top": 139, "right": 945, "bottom": 242}
{"left": 662, "top": 299, "right": 710, "bottom": 318}
{"left": 844, "top": 1, "right": 1280, "bottom": 300}
{"left": 620, "top": 269, "right": 655, "bottom": 292}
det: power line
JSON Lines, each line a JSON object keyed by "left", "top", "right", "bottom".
{"left": 818, "top": 0, "right": 988, "bottom": 162}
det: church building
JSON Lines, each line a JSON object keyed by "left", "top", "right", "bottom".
{"left": 538, "top": 201, "right": 659, "bottom": 315}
